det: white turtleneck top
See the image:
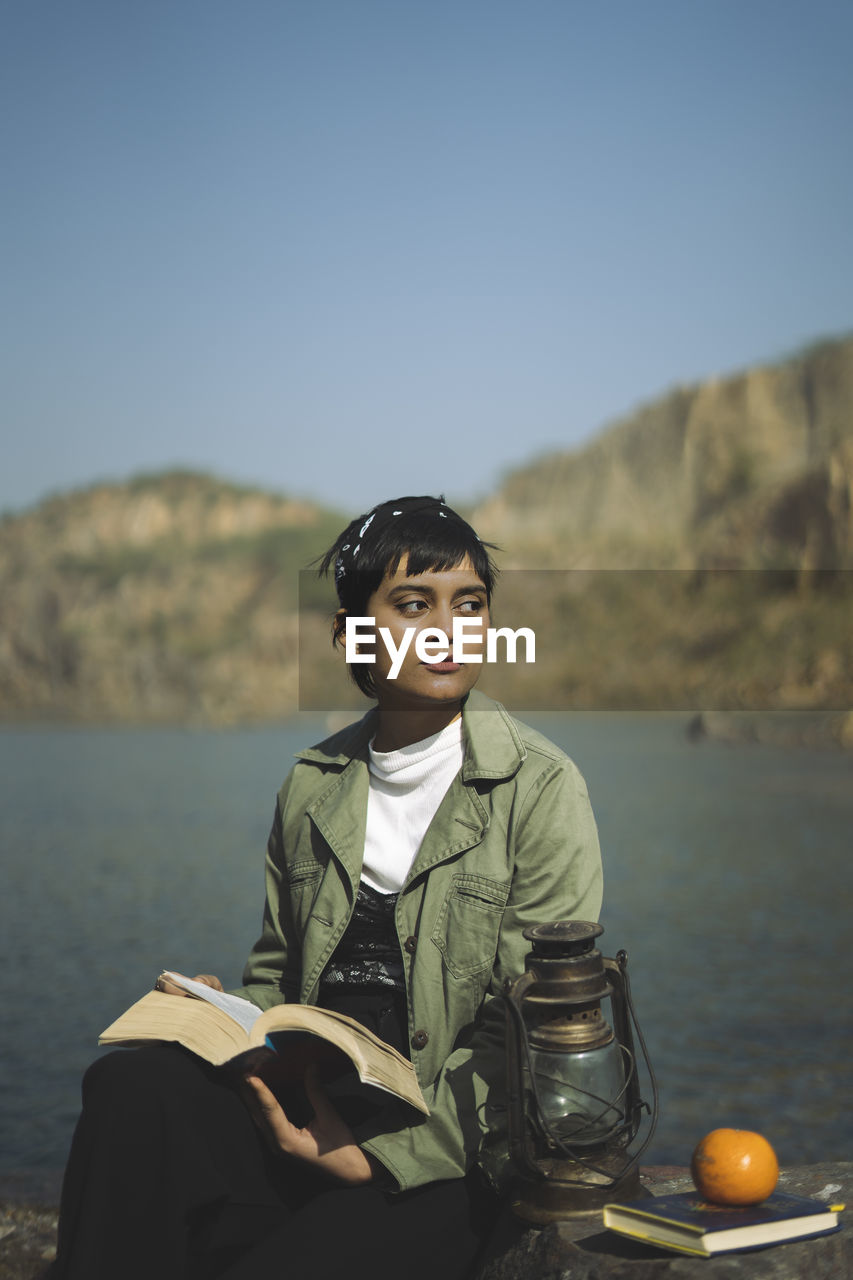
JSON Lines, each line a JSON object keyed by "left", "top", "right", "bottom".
{"left": 361, "top": 717, "right": 465, "bottom": 894}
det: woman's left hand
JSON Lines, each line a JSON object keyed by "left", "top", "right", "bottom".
{"left": 243, "top": 1065, "right": 378, "bottom": 1185}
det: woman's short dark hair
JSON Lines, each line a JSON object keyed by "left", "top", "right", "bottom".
{"left": 316, "top": 495, "right": 499, "bottom": 697}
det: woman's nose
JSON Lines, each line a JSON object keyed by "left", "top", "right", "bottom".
{"left": 431, "top": 602, "right": 455, "bottom": 638}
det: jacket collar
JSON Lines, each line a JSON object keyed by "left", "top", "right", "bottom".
{"left": 295, "top": 688, "right": 526, "bottom": 782}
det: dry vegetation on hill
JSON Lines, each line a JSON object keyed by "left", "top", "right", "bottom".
{"left": 1, "top": 336, "right": 851, "bottom": 731}
{"left": 0, "top": 472, "right": 347, "bottom": 724}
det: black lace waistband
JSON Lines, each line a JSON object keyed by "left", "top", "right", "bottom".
{"left": 319, "top": 880, "right": 406, "bottom": 994}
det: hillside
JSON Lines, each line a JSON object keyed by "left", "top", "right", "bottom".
{"left": 468, "top": 336, "right": 852, "bottom": 724}
{"left": 0, "top": 472, "right": 347, "bottom": 724}
{"left": 472, "top": 335, "right": 853, "bottom": 571}
{"left": 1, "top": 336, "right": 851, "bottom": 727}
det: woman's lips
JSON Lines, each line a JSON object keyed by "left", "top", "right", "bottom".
{"left": 422, "top": 660, "right": 462, "bottom": 673}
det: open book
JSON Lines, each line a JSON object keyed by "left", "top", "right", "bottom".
{"left": 99, "top": 971, "right": 428, "bottom": 1114}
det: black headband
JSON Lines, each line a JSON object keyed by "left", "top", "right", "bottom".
{"left": 333, "top": 496, "right": 458, "bottom": 590}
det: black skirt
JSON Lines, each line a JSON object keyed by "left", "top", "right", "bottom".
{"left": 49, "top": 986, "right": 498, "bottom": 1280}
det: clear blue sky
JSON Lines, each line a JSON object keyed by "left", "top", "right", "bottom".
{"left": 4, "top": 0, "right": 851, "bottom": 517}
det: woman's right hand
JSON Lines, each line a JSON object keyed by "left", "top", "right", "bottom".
{"left": 243, "top": 1065, "right": 378, "bottom": 1185}
{"left": 155, "top": 973, "right": 224, "bottom": 996}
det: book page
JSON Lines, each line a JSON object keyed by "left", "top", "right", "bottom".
{"left": 99, "top": 991, "right": 252, "bottom": 1065}
{"left": 256, "top": 1004, "right": 429, "bottom": 1113}
{"left": 99, "top": 982, "right": 428, "bottom": 1111}
{"left": 160, "top": 971, "right": 260, "bottom": 1036}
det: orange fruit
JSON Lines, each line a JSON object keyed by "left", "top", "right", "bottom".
{"left": 690, "top": 1128, "right": 779, "bottom": 1206}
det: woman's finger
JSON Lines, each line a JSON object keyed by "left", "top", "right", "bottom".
{"left": 154, "top": 973, "right": 224, "bottom": 996}
{"left": 245, "top": 1076, "right": 286, "bottom": 1124}
{"left": 302, "top": 1064, "right": 336, "bottom": 1124}
{"left": 154, "top": 976, "right": 189, "bottom": 996}
{"left": 244, "top": 1077, "right": 299, "bottom": 1147}
{"left": 193, "top": 974, "right": 224, "bottom": 991}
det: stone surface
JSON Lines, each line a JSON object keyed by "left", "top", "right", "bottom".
{"left": 476, "top": 1164, "right": 851, "bottom": 1280}
{"left": 0, "top": 1202, "right": 56, "bottom": 1280}
{"left": 1, "top": 1164, "right": 848, "bottom": 1280}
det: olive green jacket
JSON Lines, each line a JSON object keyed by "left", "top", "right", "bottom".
{"left": 235, "top": 689, "right": 603, "bottom": 1193}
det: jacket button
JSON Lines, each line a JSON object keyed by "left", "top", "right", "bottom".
{"left": 412, "top": 1029, "right": 429, "bottom": 1050}
{"left": 404, "top": 935, "right": 417, "bottom": 955}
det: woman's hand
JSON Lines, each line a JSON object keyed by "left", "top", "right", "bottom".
{"left": 243, "top": 1065, "right": 377, "bottom": 1185}
{"left": 155, "top": 974, "right": 224, "bottom": 996}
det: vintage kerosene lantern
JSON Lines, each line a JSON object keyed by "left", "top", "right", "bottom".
{"left": 503, "top": 921, "right": 657, "bottom": 1222}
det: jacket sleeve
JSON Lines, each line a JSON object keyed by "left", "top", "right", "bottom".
{"left": 230, "top": 788, "right": 301, "bottom": 1009}
{"left": 357, "top": 755, "right": 603, "bottom": 1193}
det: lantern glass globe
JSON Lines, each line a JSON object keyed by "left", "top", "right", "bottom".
{"left": 528, "top": 1038, "right": 627, "bottom": 1146}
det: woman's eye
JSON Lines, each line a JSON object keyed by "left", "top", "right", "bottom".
{"left": 456, "top": 598, "right": 484, "bottom": 613}
{"left": 398, "top": 599, "right": 428, "bottom": 615}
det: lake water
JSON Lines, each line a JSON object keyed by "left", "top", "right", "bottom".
{"left": 1, "top": 713, "right": 851, "bottom": 1200}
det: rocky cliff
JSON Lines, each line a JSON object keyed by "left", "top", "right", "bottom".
{"left": 471, "top": 336, "right": 853, "bottom": 571}
{"left": 466, "top": 336, "right": 852, "bottom": 728}
{"left": 0, "top": 471, "right": 346, "bottom": 723}
{"left": 1, "top": 336, "right": 851, "bottom": 725}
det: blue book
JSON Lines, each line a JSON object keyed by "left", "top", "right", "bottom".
{"left": 603, "top": 1189, "right": 842, "bottom": 1257}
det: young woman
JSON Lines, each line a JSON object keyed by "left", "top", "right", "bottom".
{"left": 50, "top": 495, "right": 602, "bottom": 1280}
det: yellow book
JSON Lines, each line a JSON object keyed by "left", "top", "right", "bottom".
{"left": 99, "top": 971, "right": 428, "bottom": 1114}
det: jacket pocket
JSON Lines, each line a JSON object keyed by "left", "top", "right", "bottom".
{"left": 285, "top": 860, "right": 323, "bottom": 927}
{"left": 431, "top": 873, "right": 510, "bottom": 978}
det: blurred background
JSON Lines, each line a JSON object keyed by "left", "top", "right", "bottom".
{"left": 4, "top": 0, "right": 852, "bottom": 517}
{"left": 1, "top": 0, "right": 851, "bottom": 1201}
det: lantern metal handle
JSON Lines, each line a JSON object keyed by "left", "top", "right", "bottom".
{"left": 503, "top": 945, "right": 658, "bottom": 1188}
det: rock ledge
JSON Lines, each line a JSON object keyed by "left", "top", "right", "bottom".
{"left": 476, "top": 1163, "right": 851, "bottom": 1279}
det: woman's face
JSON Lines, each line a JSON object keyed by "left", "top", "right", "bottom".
{"left": 361, "top": 554, "right": 490, "bottom": 711}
